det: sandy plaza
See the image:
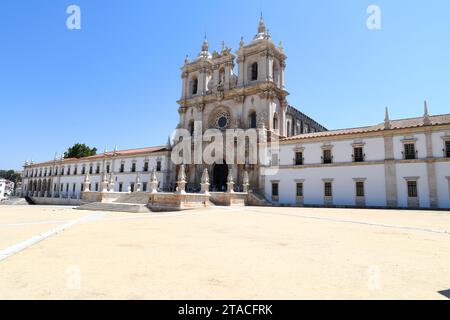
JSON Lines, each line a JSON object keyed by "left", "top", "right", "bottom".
{"left": 1, "top": 205, "right": 449, "bottom": 300}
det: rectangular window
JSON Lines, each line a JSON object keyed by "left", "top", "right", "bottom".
{"left": 61, "top": 168, "right": 64, "bottom": 176}
{"left": 323, "top": 149, "right": 332, "bottom": 164}
{"left": 67, "top": 167, "right": 71, "bottom": 175}
{"left": 407, "top": 181, "right": 418, "bottom": 198}
{"left": 156, "top": 161, "right": 161, "bottom": 172}
{"left": 404, "top": 143, "right": 416, "bottom": 160}
{"left": 271, "top": 154, "right": 279, "bottom": 166}
{"left": 89, "top": 166, "right": 93, "bottom": 174}
{"left": 353, "top": 147, "right": 364, "bottom": 162}
{"left": 72, "top": 184, "right": 76, "bottom": 192}
{"left": 95, "top": 183, "right": 99, "bottom": 192}
{"left": 74, "top": 167, "right": 78, "bottom": 175}
{"left": 272, "top": 183, "right": 279, "bottom": 197}
{"left": 143, "top": 162, "right": 149, "bottom": 172}
{"left": 96, "top": 165, "right": 100, "bottom": 174}
{"left": 446, "top": 141, "right": 450, "bottom": 158}
{"left": 131, "top": 163, "right": 136, "bottom": 173}
{"left": 118, "top": 183, "right": 123, "bottom": 192}
{"left": 120, "top": 163, "right": 124, "bottom": 173}
{"left": 142, "top": 182, "right": 147, "bottom": 192}
{"left": 106, "top": 165, "right": 110, "bottom": 174}
{"left": 356, "top": 181, "right": 365, "bottom": 197}
{"left": 296, "top": 183, "right": 303, "bottom": 197}
{"left": 324, "top": 182, "right": 332, "bottom": 197}
{"left": 82, "top": 166, "right": 85, "bottom": 175}
{"left": 130, "top": 183, "right": 135, "bottom": 192}
{"left": 66, "top": 184, "right": 69, "bottom": 192}
{"left": 295, "top": 152, "right": 303, "bottom": 165}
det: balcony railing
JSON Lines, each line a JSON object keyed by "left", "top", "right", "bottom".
{"left": 402, "top": 150, "right": 418, "bottom": 160}
{"left": 321, "top": 156, "right": 333, "bottom": 164}
{"left": 352, "top": 154, "right": 366, "bottom": 162}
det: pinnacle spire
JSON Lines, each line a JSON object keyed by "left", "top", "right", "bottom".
{"left": 424, "top": 100, "right": 429, "bottom": 116}
{"left": 201, "top": 33, "right": 208, "bottom": 52}
{"left": 258, "top": 12, "right": 266, "bottom": 34}
{"left": 423, "top": 100, "right": 430, "bottom": 125}
{"left": 384, "top": 107, "right": 391, "bottom": 129}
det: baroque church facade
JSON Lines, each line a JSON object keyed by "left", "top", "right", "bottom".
{"left": 21, "top": 17, "right": 450, "bottom": 209}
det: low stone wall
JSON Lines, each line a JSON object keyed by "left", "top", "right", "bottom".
{"left": 148, "top": 192, "right": 211, "bottom": 211}
{"left": 30, "top": 197, "right": 83, "bottom": 206}
{"left": 209, "top": 192, "right": 247, "bottom": 206}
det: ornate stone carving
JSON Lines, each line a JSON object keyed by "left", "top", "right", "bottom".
{"left": 227, "top": 170, "right": 235, "bottom": 193}
{"left": 234, "top": 95, "right": 245, "bottom": 103}
{"left": 242, "top": 171, "right": 250, "bottom": 193}
{"left": 200, "top": 168, "right": 210, "bottom": 194}
{"left": 150, "top": 169, "right": 158, "bottom": 193}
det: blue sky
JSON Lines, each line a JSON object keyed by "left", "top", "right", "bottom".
{"left": 1, "top": 0, "right": 449, "bottom": 170}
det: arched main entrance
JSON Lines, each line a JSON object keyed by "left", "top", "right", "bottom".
{"left": 212, "top": 162, "right": 228, "bottom": 192}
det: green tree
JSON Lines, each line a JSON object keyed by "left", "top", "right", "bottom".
{"left": 0, "top": 170, "right": 21, "bottom": 185}
{"left": 64, "top": 143, "right": 97, "bottom": 159}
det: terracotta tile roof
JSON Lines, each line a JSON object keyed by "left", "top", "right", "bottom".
{"left": 281, "top": 114, "right": 450, "bottom": 142}
{"left": 28, "top": 146, "right": 168, "bottom": 167}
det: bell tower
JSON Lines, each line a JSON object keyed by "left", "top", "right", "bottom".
{"left": 235, "top": 14, "right": 289, "bottom": 136}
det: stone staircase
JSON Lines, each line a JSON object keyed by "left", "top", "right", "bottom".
{"left": 0, "top": 197, "right": 30, "bottom": 206}
{"left": 112, "top": 192, "right": 150, "bottom": 204}
{"left": 247, "top": 191, "right": 271, "bottom": 206}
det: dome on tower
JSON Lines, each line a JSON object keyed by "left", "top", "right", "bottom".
{"left": 195, "top": 35, "right": 212, "bottom": 61}
{"left": 253, "top": 14, "right": 271, "bottom": 41}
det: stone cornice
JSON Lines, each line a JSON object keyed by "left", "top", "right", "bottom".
{"left": 177, "top": 82, "right": 289, "bottom": 108}
{"left": 279, "top": 124, "right": 450, "bottom": 145}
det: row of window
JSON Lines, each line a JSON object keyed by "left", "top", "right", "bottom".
{"left": 290, "top": 141, "right": 450, "bottom": 166}
{"left": 46, "top": 181, "right": 160, "bottom": 194}
{"left": 292, "top": 147, "right": 365, "bottom": 166}
{"left": 26, "top": 161, "right": 162, "bottom": 178}
{"left": 271, "top": 180, "right": 418, "bottom": 199}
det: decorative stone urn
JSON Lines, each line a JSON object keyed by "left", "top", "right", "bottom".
{"left": 200, "top": 168, "right": 210, "bottom": 194}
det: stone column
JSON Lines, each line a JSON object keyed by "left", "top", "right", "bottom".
{"left": 425, "top": 128, "right": 438, "bottom": 208}
{"left": 384, "top": 134, "right": 398, "bottom": 207}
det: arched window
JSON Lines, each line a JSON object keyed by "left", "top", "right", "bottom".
{"left": 273, "top": 113, "right": 278, "bottom": 130}
{"left": 188, "top": 120, "right": 195, "bottom": 136}
{"left": 287, "top": 121, "right": 291, "bottom": 137}
{"left": 251, "top": 62, "right": 258, "bottom": 81}
{"left": 191, "top": 77, "right": 198, "bottom": 95}
{"left": 218, "top": 68, "right": 225, "bottom": 84}
{"left": 249, "top": 112, "right": 257, "bottom": 129}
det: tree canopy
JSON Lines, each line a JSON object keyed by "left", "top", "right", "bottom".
{"left": 64, "top": 143, "right": 97, "bottom": 159}
{"left": 0, "top": 170, "right": 21, "bottom": 184}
